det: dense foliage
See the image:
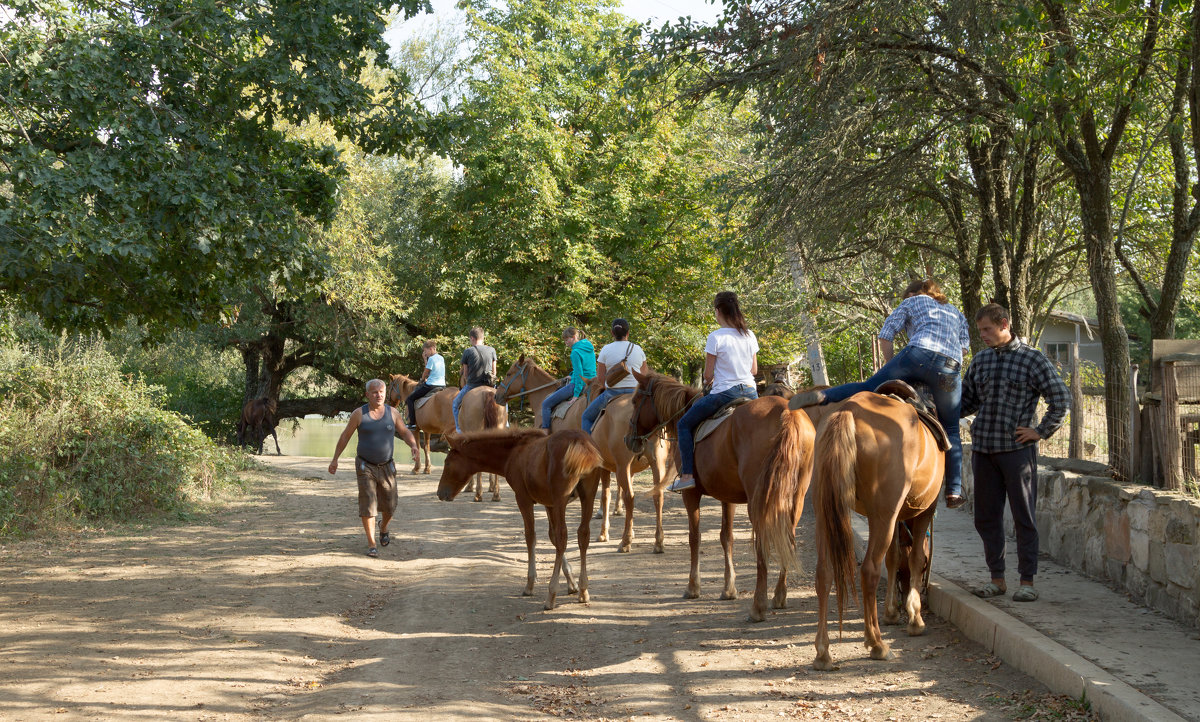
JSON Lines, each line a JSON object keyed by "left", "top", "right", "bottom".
{"left": 0, "top": 338, "right": 247, "bottom": 537}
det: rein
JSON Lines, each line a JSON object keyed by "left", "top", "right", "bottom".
{"left": 496, "top": 363, "right": 567, "bottom": 403}
{"left": 625, "top": 376, "right": 697, "bottom": 454}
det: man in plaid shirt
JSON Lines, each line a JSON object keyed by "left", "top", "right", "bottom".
{"left": 960, "top": 303, "right": 1070, "bottom": 602}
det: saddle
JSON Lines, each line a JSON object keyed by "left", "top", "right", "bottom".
{"left": 551, "top": 398, "right": 574, "bottom": 421}
{"left": 693, "top": 396, "right": 754, "bottom": 446}
{"left": 414, "top": 393, "right": 438, "bottom": 411}
{"left": 872, "top": 380, "right": 950, "bottom": 452}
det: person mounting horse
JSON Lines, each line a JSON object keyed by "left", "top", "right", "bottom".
{"left": 539, "top": 327, "right": 595, "bottom": 430}
{"left": 669, "top": 290, "right": 761, "bottom": 493}
{"left": 404, "top": 339, "right": 446, "bottom": 430}
{"left": 628, "top": 291, "right": 815, "bottom": 622}
{"left": 453, "top": 326, "right": 498, "bottom": 433}
{"left": 790, "top": 278, "right": 970, "bottom": 509}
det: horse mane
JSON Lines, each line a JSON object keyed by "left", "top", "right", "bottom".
{"left": 483, "top": 389, "right": 503, "bottom": 428}
{"left": 458, "top": 427, "right": 547, "bottom": 458}
{"left": 645, "top": 373, "right": 699, "bottom": 420}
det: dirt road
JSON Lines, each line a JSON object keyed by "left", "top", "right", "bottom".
{"left": 0, "top": 457, "right": 1093, "bottom": 720}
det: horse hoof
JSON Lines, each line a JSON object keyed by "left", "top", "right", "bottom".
{"left": 745, "top": 612, "right": 765, "bottom": 623}
{"left": 772, "top": 599, "right": 788, "bottom": 610}
{"left": 653, "top": 544, "right": 664, "bottom": 554}
{"left": 907, "top": 621, "right": 926, "bottom": 636}
{"left": 522, "top": 589, "right": 534, "bottom": 597}
{"left": 869, "top": 645, "right": 891, "bottom": 661}
{"left": 617, "top": 544, "right": 631, "bottom": 553}
{"left": 579, "top": 590, "right": 590, "bottom": 604}
{"left": 882, "top": 613, "right": 901, "bottom": 625}
{"left": 597, "top": 533, "right": 608, "bottom": 542}
{"left": 683, "top": 589, "right": 700, "bottom": 600}
{"left": 411, "top": 467, "right": 420, "bottom": 475}
{"left": 567, "top": 585, "right": 579, "bottom": 595}
{"left": 813, "top": 657, "right": 836, "bottom": 672}
{"left": 544, "top": 601, "right": 556, "bottom": 611}
{"left": 473, "top": 497, "right": 483, "bottom": 503}
{"left": 719, "top": 591, "right": 738, "bottom": 601}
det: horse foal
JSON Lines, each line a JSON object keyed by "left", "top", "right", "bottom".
{"left": 437, "top": 428, "right": 604, "bottom": 610}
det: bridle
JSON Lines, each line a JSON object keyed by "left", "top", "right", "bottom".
{"left": 624, "top": 375, "right": 695, "bottom": 455}
{"left": 494, "top": 362, "right": 567, "bottom": 406}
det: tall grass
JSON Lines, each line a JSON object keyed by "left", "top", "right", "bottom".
{"left": 0, "top": 339, "right": 248, "bottom": 537}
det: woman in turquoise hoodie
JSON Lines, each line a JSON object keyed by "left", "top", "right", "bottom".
{"left": 540, "top": 326, "right": 596, "bottom": 429}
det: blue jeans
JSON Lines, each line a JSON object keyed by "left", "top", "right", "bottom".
{"left": 452, "top": 383, "right": 483, "bottom": 432}
{"left": 823, "top": 345, "right": 963, "bottom": 497}
{"left": 581, "top": 387, "right": 633, "bottom": 434}
{"left": 540, "top": 384, "right": 575, "bottom": 429}
{"left": 678, "top": 384, "right": 757, "bottom": 477}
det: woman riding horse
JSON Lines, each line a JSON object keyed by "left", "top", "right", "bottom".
{"left": 540, "top": 327, "right": 596, "bottom": 429}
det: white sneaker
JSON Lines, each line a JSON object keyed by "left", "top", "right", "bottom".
{"left": 668, "top": 477, "right": 695, "bottom": 493}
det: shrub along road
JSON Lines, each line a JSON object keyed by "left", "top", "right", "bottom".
{"left": 0, "top": 457, "right": 1095, "bottom": 720}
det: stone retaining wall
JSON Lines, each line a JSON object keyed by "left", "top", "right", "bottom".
{"left": 961, "top": 446, "right": 1200, "bottom": 629}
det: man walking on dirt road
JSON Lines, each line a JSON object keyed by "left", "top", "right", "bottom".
{"left": 329, "top": 379, "right": 420, "bottom": 557}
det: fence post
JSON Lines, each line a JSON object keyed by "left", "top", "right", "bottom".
{"left": 1129, "top": 364, "right": 1140, "bottom": 476}
{"left": 1068, "top": 343, "right": 1084, "bottom": 459}
{"left": 1161, "top": 361, "right": 1183, "bottom": 491}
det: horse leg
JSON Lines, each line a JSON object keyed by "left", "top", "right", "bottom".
{"left": 473, "top": 472, "right": 483, "bottom": 502}
{"left": 412, "top": 431, "right": 422, "bottom": 475}
{"left": 773, "top": 508, "right": 801, "bottom": 610}
{"left": 718, "top": 502, "right": 738, "bottom": 602}
{"left": 597, "top": 471, "right": 611, "bottom": 542}
{"left": 575, "top": 473, "right": 598, "bottom": 604}
{"left": 616, "top": 466, "right": 635, "bottom": 553}
{"left": 813, "top": 533, "right": 835, "bottom": 671}
{"left": 545, "top": 505, "right": 568, "bottom": 610}
{"left": 862, "top": 516, "right": 896, "bottom": 661}
{"left": 882, "top": 528, "right": 902, "bottom": 626}
{"left": 517, "top": 496, "right": 537, "bottom": 596}
{"left": 421, "top": 432, "right": 431, "bottom": 475}
{"left": 490, "top": 472, "right": 501, "bottom": 502}
{"left": 906, "top": 511, "right": 934, "bottom": 636}
{"left": 652, "top": 488, "right": 665, "bottom": 554}
{"left": 271, "top": 429, "right": 281, "bottom": 455}
{"left": 683, "top": 489, "right": 702, "bottom": 599}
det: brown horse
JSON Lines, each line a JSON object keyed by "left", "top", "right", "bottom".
{"left": 437, "top": 428, "right": 604, "bottom": 609}
{"left": 496, "top": 357, "right": 676, "bottom": 552}
{"left": 387, "top": 374, "right": 459, "bottom": 474}
{"left": 628, "top": 370, "right": 815, "bottom": 622}
{"left": 237, "top": 397, "right": 280, "bottom": 455}
{"left": 810, "top": 392, "right": 942, "bottom": 670}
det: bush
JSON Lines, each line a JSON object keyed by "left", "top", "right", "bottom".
{"left": 0, "top": 340, "right": 249, "bottom": 537}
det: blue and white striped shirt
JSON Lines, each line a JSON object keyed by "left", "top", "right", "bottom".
{"left": 878, "top": 295, "right": 970, "bottom": 363}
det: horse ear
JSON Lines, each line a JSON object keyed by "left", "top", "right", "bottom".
{"left": 444, "top": 431, "right": 464, "bottom": 449}
{"left": 632, "top": 368, "right": 647, "bottom": 383}
{"left": 519, "top": 353, "right": 526, "bottom": 363}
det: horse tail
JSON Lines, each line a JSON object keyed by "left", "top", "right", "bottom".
{"left": 560, "top": 432, "right": 604, "bottom": 479}
{"left": 755, "top": 408, "right": 813, "bottom": 577}
{"left": 816, "top": 408, "right": 860, "bottom": 630}
{"left": 483, "top": 390, "right": 502, "bottom": 428}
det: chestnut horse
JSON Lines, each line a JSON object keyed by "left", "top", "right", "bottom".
{"left": 387, "top": 374, "right": 458, "bottom": 474}
{"left": 437, "top": 429, "right": 604, "bottom": 609}
{"left": 495, "top": 357, "right": 676, "bottom": 552}
{"left": 810, "top": 392, "right": 942, "bottom": 670}
{"left": 628, "top": 370, "right": 815, "bottom": 622}
{"left": 237, "top": 397, "right": 280, "bottom": 455}
{"left": 388, "top": 374, "right": 507, "bottom": 500}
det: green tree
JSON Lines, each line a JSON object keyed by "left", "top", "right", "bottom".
{"left": 0, "top": 0, "right": 430, "bottom": 334}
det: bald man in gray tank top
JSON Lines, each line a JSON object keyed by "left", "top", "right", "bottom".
{"left": 329, "top": 379, "right": 420, "bottom": 557}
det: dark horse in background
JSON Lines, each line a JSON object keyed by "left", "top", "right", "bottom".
{"left": 237, "top": 397, "right": 280, "bottom": 455}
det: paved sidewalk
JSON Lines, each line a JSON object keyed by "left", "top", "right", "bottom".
{"left": 853, "top": 506, "right": 1200, "bottom": 722}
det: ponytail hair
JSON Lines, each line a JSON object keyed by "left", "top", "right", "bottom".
{"left": 904, "top": 278, "right": 948, "bottom": 304}
{"left": 714, "top": 291, "right": 750, "bottom": 336}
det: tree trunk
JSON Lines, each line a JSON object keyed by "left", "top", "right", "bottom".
{"left": 786, "top": 243, "right": 830, "bottom": 385}
{"left": 1075, "top": 170, "right": 1134, "bottom": 480}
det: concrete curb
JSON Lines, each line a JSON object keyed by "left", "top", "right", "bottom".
{"left": 848, "top": 518, "right": 1184, "bottom": 722}
{"left": 927, "top": 574, "right": 1184, "bottom": 722}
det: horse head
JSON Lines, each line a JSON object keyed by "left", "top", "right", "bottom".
{"left": 494, "top": 356, "right": 532, "bottom": 405}
{"left": 387, "top": 373, "right": 416, "bottom": 407}
{"left": 625, "top": 369, "right": 665, "bottom": 454}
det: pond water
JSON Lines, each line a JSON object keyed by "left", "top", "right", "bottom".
{"left": 276, "top": 415, "right": 446, "bottom": 467}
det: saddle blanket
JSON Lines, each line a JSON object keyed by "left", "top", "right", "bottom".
{"left": 693, "top": 397, "right": 753, "bottom": 446}
{"left": 414, "top": 393, "right": 438, "bottom": 411}
{"left": 551, "top": 398, "right": 574, "bottom": 420}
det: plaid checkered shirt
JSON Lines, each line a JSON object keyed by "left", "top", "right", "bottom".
{"left": 878, "top": 294, "right": 971, "bottom": 363}
{"left": 960, "top": 337, "right": 1071, "bottom": 454}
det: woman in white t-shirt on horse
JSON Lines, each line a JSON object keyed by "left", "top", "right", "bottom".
{"left": 581, "top": 317, "right": 650, "bottom": 434}
{"left": 669, "top": 291, "right": 759, "bottom": 492}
